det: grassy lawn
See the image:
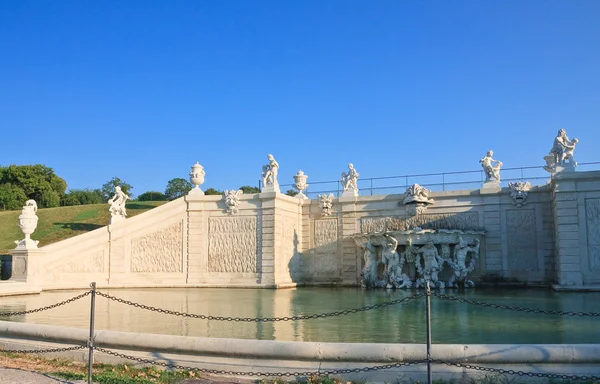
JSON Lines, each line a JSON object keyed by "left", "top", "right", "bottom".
{"left": 0, "top": 201, "right": 165, "bottom": 256}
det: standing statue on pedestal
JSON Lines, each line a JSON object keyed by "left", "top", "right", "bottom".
{"left": 448, "top": 236, "right": 480, "bottom": 288}
{"left": 108, "top": 186, "right": 129, "bottom": 223}
{"left": 14, "top": 200, "right": 40, "bottom": 249}
{"left": 415, "top": 239, "right": 445, "bottom": 289}
{"left": 479, "top": 150, "right": 503, "bottom": 184}
{"left": 544, "top": 129, "right": 578, "bottom": 173}
{"left": 261, "top": 154, "right": 280, "bottom": 193}
{"left": 341, "top": 163, "right": 359, "bottom": 197}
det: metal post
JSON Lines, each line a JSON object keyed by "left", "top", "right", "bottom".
{"left": 425, "top": 281, "right": 432, "bottom": 384}
{"left": 442, "top": 174, "right": 446, "bottom": 191}
{"left": 88, "top": 282, "right": 96, "bottom": 384}
{"left": 520, "top": 167, "right": 524, "bottom": 180}
{"left": 370, "top": 179, "right": 373, "bottom": 196}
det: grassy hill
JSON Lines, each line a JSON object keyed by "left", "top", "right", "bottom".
{"left": 0, "top": 201, "right": 165, "bottom": 255}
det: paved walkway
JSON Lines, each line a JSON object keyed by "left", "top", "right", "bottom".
{"left": 0, "top": 367, "right": 88, "bottom": 384}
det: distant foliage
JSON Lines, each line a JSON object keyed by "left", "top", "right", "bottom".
{"left": 61, "top": 189, "right": 105, "bottom": 206}
{"left": 285, "top": 189, "right": 298, "bottom": 197}
{"left": 0, "top": 183, "right": 29, "bottom": 210}
{"left": 204, "top": 188, "right": 223, "bottom": 196}
{"left": 137, "top": 191, "right": 167, "bottom": 201}
{"left": 164, "top": 178, "right": 193, "bottom": 200}
{"left": 0, "top": 164, "right": 67, "bottom": 209}
{"left": 239, "top": 185, "right": 261, "bottom": 194}
{"left": 101, "top": 177, "right": 133, "bottom": 200}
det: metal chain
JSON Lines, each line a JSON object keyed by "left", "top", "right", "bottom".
{"left": 0, "top": 291, "right": 91, "bottom": 317}
{"left": 95, "top": 291, "right": 423, "bottom": 322}
{"left": 435, "top": 360, "right": 600, "bottom": 381}
{"left": 0, "top": 345, "right": 87, "bottom": 354}
{"left": 432, "top": 293, "right": 600, "bottom": 317}
{"left": 94, "top": 346, "right": 425, "bottom": 377}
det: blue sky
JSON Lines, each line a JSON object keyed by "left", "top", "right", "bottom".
{"left": 2, "top": 0, "right": 599, "bottom": 197}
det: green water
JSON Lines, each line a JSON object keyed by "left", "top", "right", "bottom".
{"left": 1, "top": 287, "right": 599, "bottom": 344}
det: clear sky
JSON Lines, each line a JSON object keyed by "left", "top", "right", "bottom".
{"left": 2, "top": 0, "right": 599, "bottom": 197}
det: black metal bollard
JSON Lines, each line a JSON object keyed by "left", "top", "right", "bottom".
{"left": 88, "top": 282, "right": 96, "bottom": 384}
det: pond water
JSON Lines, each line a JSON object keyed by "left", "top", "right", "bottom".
{"left": 1, "top": 286, "right": 599, "bottom": 344}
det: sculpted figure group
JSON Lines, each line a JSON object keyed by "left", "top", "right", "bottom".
{"left": 359, "top": 233, "right": 481, "bottom": 290}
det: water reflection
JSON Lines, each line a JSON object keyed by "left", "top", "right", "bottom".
{"left": 1, "top": 287, "right": 599, "bottom": 344}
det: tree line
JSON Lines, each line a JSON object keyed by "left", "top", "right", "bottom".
{"left": 0, "top": 165, "right": 269, "bottom": 210}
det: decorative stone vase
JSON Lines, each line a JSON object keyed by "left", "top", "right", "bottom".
{"left": 15, "top": 202, "right": 40, "bottom": 249}
{"left": 189, "top": 162, "right": 206, "bottom": 195}
{"left": 293, "top": 170, "right": 309, "bottom": 199}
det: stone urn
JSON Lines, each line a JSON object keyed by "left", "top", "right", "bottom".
{"left": 15, "top": 200, "right": 40, "bottom": 249}
{"left": 293, "top": 170, "right": 309, "bottom": 199}
{"left": 189, "top": 162, "right": 206, "bottom": 195}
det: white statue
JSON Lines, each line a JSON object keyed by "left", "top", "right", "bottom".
{"left": 293, "top": 170, "right": 309, "bottom": 199}
{"left": 108, "top": 186, "right": 129, "bottom": 222}
{"left": 360, "top": 240, "right": 383, "bottom": 288}
{"left": 340, "top": 163, "right": 359, "bottom": 196}
{"left": 380, "top": 234, "right": 410, "bottom": 289}
{"left": 447, "top": 236, "right": 480, "bottom": 288}
{"left": 224, "top": 189, "right": 243, "bottom": 214}
{"left": 317, "top": 193, "right": 334, "bottom": 216}
{"left": 544, "top": 129, "right": 578, "bottom": 173}
{"left": 189, "top": 162, "right": 206, "bottom": 195}
{"left": 261, "top": 154, "right": 280, "bottom": 192}
{"left": 508, "top": 181, "right": 532, "bottom": 207}
{"left": 403, "top": 184, "right": 434, "bottom": 216}
{"left": 479, "top": 150, "right": 503, "bottom": 182}
{"left": 15, "top": 200, "right": 40, "bottom": 249}
{"left": 414, "top": 239, "right": 445, "bottom": 289}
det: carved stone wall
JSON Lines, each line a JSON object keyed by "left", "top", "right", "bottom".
{"left": 208, "top": 217, "right": 258, "bottom": 273}
{"left": 506, "top": 210, "right": 538, "bottom": 271}
{"left": 50, "top": 251, "right": 105, "bottom": 274}
{"left": 585, "top": 198, "right": 600, "bottom": 271}
{"left": 314, "top": 219, "right": 338, "bottom": 274}
{"left": 360, "top": 212, "right": 480, "bottom": 233}
{"left": 131, "top": 221, "right": 183, "bottom": 272}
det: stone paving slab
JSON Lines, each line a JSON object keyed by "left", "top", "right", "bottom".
{"left": 0, "top": 367, "right": 88, "bottom": 384}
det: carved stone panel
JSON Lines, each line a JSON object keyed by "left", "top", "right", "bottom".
{"left": 281, "top": 216, "right": 298, "bottom": 261}
{"left": 360, "top": 212, "right": 479, "bottom": 233}
{"left": 506, "top": 210, "right": 538, "bottom": 271}
{"left": 314, "top": 219, "right": 338, "bottom": 274}
{"left": 585, "top": 199, "right": 600, "bottom": 271}
{"left": 52, "top": 251, "right": 105, "bottom": 273}
{"left": 131, "top": 222, "right": 183, "bottom": 273}
{"left": 208, "top": 217, "right": 258, "bottom": 273}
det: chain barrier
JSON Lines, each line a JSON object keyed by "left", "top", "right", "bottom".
{"left": 0, "top": 291, "right": 91, "bottom": 317}
{"left": 0, "top": 345, "right": 87, "bottom": 354}
{"left": 94, "top": 346, "right": 426, "bottom": 377}
{"left": 435, "top": 360, "right": 600, "bottom": 381}
{"left": 432, "top": 293, "right": 600, "bottom": 317}
{"left": 95, "top": 291, "right": 424, "bottom": 322}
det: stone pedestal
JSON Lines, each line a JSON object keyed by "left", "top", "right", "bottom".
{"left": 109, "top": 214, "right": 126, "bottom": 225}
{"left": 482, "top": 180, "right": 500, "bottom": 189}
{"left": 261, "top": 184, "right": 280, "bottom": 194}
{"left": 9, "top": 249, "right": 45, "bottom": 285}
{"left": 187, "top": 187, "right": 205, "bottom": 196}
{"left": 341, "top": 189, "right": 358, "bottom": 198}
{"left": 556, "top": 164, "right": 576, "bottom": 173}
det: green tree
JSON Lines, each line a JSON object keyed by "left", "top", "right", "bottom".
{"left": 239, "top": 185, "right": 261, "bottom": 194}
{"left": 164, "top": 178, "right": 193, "bottom": 200}
{"left": 204, "top": 188, "right": 223, "bottom": 196}
{"left": 101, "top": 177, "right": 133, "bottom": 200}
{"left": 285, "top": 189, "right": 298, "bottom": 197}
{"left": 0, "top": 164, "right": 67, "bottom": 208}
{"left": 0, "top": 183, "right": 28, "bottom": 210}
{"left": 137, "top": 191, "right": 167, "bottom": 201}
{"left": 61, "top": 188, "right": 104, "bottom": 206}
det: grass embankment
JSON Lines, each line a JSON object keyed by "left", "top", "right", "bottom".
{"left": 0, "top": 201, "right": 165, "bottom": 255}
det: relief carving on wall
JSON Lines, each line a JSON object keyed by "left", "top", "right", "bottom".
{"left": 506, "top": 210, "right": 538, "bottom": 272}
{"left": 508, "top": 181, "right": 532, "bottom": 207}
{"left": 585, "top": 199, "right": 600, "bottom": 271}
{"left": 208, "top": 217, "right": 257, "bottom": 273}
{"left": 131, "top": 221, "right": 183, "bottom": 273}
{"left": 361, "top": 212, "right": 480, "bottom": 234}
{"left": 314, "top": 219, "right": 338, "bottom": 274}
{"left": 48, "top": 251, "right": 105, "bottom": 277}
